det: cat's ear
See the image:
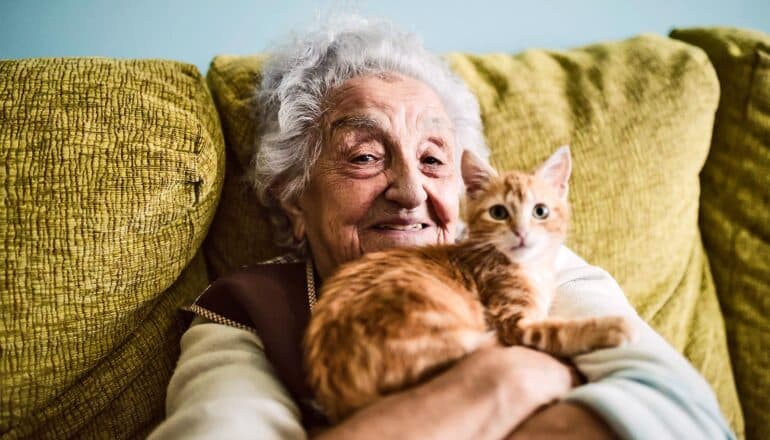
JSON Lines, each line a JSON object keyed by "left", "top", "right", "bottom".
{"left": 535, "top": 145, "right": 572, "bottom": 199}
{"left": 461, "top": 150, "right": 497, "bottom": 199}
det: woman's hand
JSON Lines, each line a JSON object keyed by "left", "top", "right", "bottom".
{"left": 313, "top": 342, "right": 579, "bottom": 440}
{"left": 490, "top": 343, "right": 582, "bottom": 409}
{"left": 495, "top": 346, "right": 619, "bottom": 440}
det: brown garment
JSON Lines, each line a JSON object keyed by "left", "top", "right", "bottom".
{"left": 182, "top": 258, "right": 329, "bottom": 430}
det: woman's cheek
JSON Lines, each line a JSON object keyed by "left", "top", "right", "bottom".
{"left": 330, "top": 175, "right": 387, "bottom": 227}
{"left": 427, "top": 178, "right": 461, "bottom": 226}
{"left": 322, "top": 210, "right": 366, "bottom": 264}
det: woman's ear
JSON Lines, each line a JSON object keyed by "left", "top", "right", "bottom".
{"left": 280, "top": 196, "right": 306, "bottom": 241}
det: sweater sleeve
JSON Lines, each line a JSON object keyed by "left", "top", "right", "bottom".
{"left": 552, "top": 246, "right": 735, "bottom": 440}
{"left": 147, "top": 316, "right": 307, "bottom": 440}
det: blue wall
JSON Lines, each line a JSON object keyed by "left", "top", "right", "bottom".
{"left": 1, "top": 0, "right": 768, "bottom": 74}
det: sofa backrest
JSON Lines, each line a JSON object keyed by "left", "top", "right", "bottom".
{"left": 203, "top": 34, "right": 743, "bottom": 434}
{"left": 672, "top": 27, "right": 770, "bottom": 440}
{"left": 6, "top": 27, "right": 769, "bottom": 438}
{"left": 0, "top": 58, "right": 223, "bottom": 438}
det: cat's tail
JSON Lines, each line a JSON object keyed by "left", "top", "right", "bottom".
{"left": 516, "top": 315, "right": 638, "bottom": 357}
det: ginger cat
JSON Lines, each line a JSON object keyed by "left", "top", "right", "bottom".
{"left": 304, "top": 146, "right": 636, "bottom": 422}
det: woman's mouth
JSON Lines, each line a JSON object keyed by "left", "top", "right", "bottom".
{"left": 373, "top": 223, "right": 428, "bottom": 231}
{"left": 360, "top": 219, "right": 441, "bottom": 252}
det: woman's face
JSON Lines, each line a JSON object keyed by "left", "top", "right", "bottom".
{"left": 282, "top": 73, "right": 461, "bottom": 278}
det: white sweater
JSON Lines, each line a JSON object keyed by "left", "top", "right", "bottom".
{"left": 148, "top": 247, "right": 734, "bottom": 439}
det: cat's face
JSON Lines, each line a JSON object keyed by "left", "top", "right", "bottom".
{"left": 461, "top": 147, "right": 571, "bottom": 262}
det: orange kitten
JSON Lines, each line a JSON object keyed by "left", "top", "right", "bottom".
{"left": 304, "top": 146, "right": 636, "bottom": 422}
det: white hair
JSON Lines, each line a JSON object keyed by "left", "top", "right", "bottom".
{"left": 253, "top": 15, "right": 489, "bottom": 248}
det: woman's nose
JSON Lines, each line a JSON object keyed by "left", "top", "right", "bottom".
{"left": 384, "top": 161, "right": 428, "bottom": 209}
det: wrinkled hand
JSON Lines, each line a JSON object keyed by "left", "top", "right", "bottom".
{"left": 469, "top": 342, "right": 582, "bottom": 415}
{"left": 489, "top": 346, "right": 616, "bottom": 440}
{"left": 312, "top": 342, "right": 583, "bottom": 440}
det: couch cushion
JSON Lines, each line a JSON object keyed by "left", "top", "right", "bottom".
{"left": 204, "top": 34, "right": 742, "bottom": 434}
{"left": 0, "top": 58, "right": 224, "bottom": 437}
{"left": 671, "top": 27, "right": 770, "bottom": 440}
{"left": 449, "top": 36, "right": 743, "bottom": 435}
{"left": 203, "top": 54, "right": 276, "bottom": 276}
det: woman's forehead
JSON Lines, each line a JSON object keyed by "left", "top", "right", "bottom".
{"left": 324, "top": 74, "right": 452, "bottom": 130}
{"left": 327, "top": 113, "right": 453, "bottom": 140}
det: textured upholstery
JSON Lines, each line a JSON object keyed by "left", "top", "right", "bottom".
{"left": 0, "top": 58, "right": 224, "bottom": 438}
{"left": 448, "top": 35, "right": 744, "bottom": 436}
{"left": 203, "top": 35, "right": 743, "bottom": 435}
{"left": 671, "top": 27, "right": 770, "bottom": 440}
{"left": 203, "top": 54, "right": 277, "bottom": 276}
{"left": 5, "top": 26, "right": 767, "bottom": 439}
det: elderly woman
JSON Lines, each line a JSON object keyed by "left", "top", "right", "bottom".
{"left": 149, "top": 17, "right": 733, "bottom": 440}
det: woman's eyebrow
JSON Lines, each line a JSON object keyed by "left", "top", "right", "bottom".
{"left": 329, "top": 114, "right": 383, "bottom": 137}
{"left": 328, "top": 114, "right": 452, "bottom": 149}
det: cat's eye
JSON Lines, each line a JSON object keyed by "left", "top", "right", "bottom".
{"left": 532, "top": 203, "right": 550, "bottom": 219}
{"left": 488, "top": 204, "right": 509, "bottom": 220}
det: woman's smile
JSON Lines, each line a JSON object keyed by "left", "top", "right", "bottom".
{"left": 285, "top": 73, "right": 461, "bottom": 278}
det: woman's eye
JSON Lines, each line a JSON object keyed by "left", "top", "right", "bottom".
{"left": 351, "top": 154, "right": 378, "bottom": 164}
{"left": 488, "top": 204, "right": 509, "bottom": 220}
{"left": 422, "top": 156, "right": 443, "bottom": 166}
{"left": 532, "top": 203, "right": 550, "bottom": 219}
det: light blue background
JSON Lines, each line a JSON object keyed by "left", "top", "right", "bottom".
{"left": 1, "top": 1, "right": 768, "bottom": 74}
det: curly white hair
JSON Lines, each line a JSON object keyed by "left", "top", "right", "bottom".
{"left": 253, "top": 15, "right": 489, "bottom": 249}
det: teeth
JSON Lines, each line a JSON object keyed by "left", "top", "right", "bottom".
{"left": 377, "top": 224, "right": 424, "bottom": 231}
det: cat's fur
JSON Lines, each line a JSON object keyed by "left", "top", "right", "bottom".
{"left": 304, "top": 146, "right": 636, "bottom": 422}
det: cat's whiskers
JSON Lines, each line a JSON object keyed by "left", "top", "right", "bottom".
{"left": 301, "top": 146, "right": 640, "bottom": 423}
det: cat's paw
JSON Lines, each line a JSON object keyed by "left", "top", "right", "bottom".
{"left": 600, "top": 316, "right": 638, "bottom": 348}
{"left": 493, "top": 318, "right": 522, "bottom": 346}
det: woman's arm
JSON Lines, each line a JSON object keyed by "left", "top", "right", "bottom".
{"left": 148, "top": 317, "right": 306, "bottom": 439}
{"left": 507, "top": 402, "right": 618, "bottom": 439}
{"left": 314, "top": 344, "right": 574, "bottom": 440}
{"left": 150, "top": 318, "right": 576, "bottom": 440}
{"left": 545, "top": 246, "right": 735, "bottom": 439}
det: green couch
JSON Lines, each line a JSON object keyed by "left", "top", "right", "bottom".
{"left": 1, "top": 27, "right": 767, "bottom": 439}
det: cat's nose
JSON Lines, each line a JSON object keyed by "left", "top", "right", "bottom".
{"left": 513, "top": 230, "right": 528, "bottom": 240}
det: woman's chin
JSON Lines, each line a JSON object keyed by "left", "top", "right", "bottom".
{"left": 359, "top": 227, "right": 441, "bottom": 253}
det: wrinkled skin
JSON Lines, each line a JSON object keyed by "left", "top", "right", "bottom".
{"left": 282, "top": 73, "right": 462, "bottom": 278}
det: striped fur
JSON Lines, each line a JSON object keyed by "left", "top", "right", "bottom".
{"left": 304, "top": 147, "right": 635, "bottom": 422}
